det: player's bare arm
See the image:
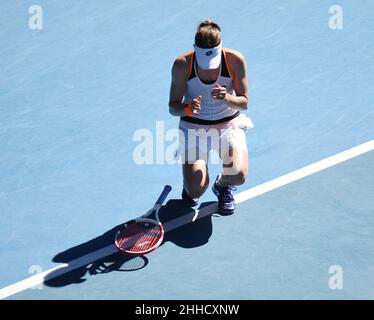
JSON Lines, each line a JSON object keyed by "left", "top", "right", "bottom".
{"left": 169, "top": 54, "right": 202, "bottom": 117}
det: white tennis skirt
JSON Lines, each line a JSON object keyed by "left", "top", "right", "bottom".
{"left": 178, "top": 113, "right": 254, "bottom": 163}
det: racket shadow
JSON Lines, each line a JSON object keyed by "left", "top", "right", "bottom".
{"left": 44, "top": 225, "right": 149, "bottom": 288}
{"left": 44, "top": 199, "right": 226, "bottom": 288}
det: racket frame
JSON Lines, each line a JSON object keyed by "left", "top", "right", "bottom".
{"left": 114, "top": 186, "right": 171, "bottom": 255}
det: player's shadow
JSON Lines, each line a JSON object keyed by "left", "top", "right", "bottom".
{"left": 44, "top": 200, "right": 226, "bottom": 288}
{"left": 162, "top": 200, "right": 216, "bottom": 248}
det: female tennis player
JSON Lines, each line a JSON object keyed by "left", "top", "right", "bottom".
{"left": 169, "top": 20, "right": 253, "bottom": 213}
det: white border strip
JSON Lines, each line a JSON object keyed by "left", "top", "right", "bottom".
{"left": 235, "top": 140, "right": 374, "bottom": 203}
{"left": 0, "top": 140, "right": 372, "bottom": 300}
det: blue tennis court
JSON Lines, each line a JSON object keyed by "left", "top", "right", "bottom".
{"left": 0, "top": 0, "right": 373, "bottom": 300}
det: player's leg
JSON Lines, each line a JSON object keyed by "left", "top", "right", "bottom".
{"left": 220, "top": 147, "right": 248, "bottom": 186}
{"left": 213, "top": 127, "right": 248, "bottom": 212}
{"left": 182, "top": 160, "right": 209, "bottom": 206}
{"left": 178, "top": 121, "right": 211, "bottom": 206}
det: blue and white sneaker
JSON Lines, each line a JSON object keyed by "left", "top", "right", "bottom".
{"left": 181, "top": 188, "right": 200, "bottom": 207}
{"left": 212, "top": 175, "right": 237, "bottom": 213}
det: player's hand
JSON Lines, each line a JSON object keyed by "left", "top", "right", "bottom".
{"left": 190, "top": 95, "right": 202, "bottom": 114}
{"left": 211, "top": 83, "right": 227, "bottom": 100}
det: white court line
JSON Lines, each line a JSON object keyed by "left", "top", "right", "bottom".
{"left": 0, "top": 140, "right": 373, "bottom": 300}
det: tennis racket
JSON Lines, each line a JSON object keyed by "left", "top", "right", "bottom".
{"left": 114, "top": 185, "right": 172, "bottom": 255}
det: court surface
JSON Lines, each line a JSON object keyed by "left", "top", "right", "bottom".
{"left": 0, "top": 0, "right": 373, "bottom": 299}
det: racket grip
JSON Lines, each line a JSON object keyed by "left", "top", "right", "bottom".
{"left": 155, "top": 185, "right": 172, "bottom": 205}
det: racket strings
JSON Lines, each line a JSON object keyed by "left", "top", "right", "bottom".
{"left": 116, "top": 222, "right": 163, "bottom": 253}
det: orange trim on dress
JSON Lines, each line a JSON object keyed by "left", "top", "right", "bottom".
{"left": 223, "top": 49, "right": 234, "bottom": 80}
{"left": 188, "top": 53, "right": 194, "bottom": 78}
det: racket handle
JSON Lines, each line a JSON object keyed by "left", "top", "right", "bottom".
{"left": 155, "top": 185, "right": 172, "bottom": 205}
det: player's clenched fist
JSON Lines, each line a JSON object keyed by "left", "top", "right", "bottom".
{"left": 211, "top": 83, "right": 227, "bottom": 100}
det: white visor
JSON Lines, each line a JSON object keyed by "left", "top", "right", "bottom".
{"left": 194, "top": 43, "right": 222, "bottom": 70}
